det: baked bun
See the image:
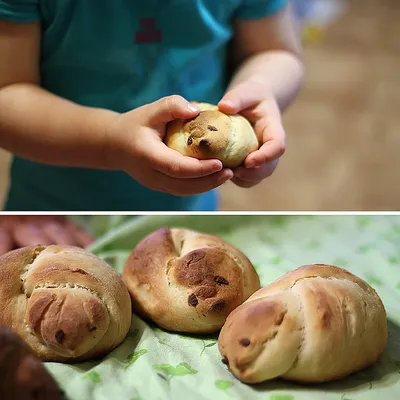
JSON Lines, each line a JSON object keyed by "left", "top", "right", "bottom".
{"left": 165, "top": 102, "right": 259, "bottom": 168}
{"left": 122, "top": 227, "right": 260, "bottom": 333}
{"left": 0, "top": 245, "right": 132, "bottom": 362}
{"left": 218, "top": 264, "right": 388, "bottom": 384}
{"left": 0, "top": 326, "right": 62, "bottom": 400}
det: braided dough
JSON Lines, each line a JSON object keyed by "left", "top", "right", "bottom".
{"left": 0, "top": 326, "right": 62, "bottom": 399}
{"left": 165, "top": 102, "right": 259, "bottom": 168}
{"left": 122, "top": 227, "right": 260, "bottom": 333}
{"left": 0, "top": 245, "right": 132, "bottom": 362}
{"left": 218, "top": 264, "right": 388, "bottom": 383}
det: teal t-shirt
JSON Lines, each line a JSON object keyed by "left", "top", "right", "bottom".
{"left": 0, "top": 0, "right": 287, "bottom": 211}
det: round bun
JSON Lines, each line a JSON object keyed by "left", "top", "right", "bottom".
{"left": 165, "top": 103, "right": 259, "bottom": 168}
{"left": 0, "top": 326, "right": 62, "bottom": 399}
{"left": 218, "top": 264, "right": 388, "bottom": 384}
{"left": 122, "top": 227, "right": 260, "bottom": 333}
{"left": 0, "top": 245, "right": 132, "bottom": 362}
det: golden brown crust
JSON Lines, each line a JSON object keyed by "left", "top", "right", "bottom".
{"left": 122, "top": 227, "right": 260, "bottom": 333}
{"left": 0, "top": 326, "right": 62, "bottom": 399}
{"left": 0, "top": 245, "right": 132, "bottom": 362}
{"left": 165, "top": 103, "right": 259, "bottom": 168}
{"left": 218, "top": 264, "right": 388, "bottom": 384}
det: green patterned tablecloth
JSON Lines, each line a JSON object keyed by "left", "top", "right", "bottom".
{"left": 48, "top": 215, "right": 400, "bottom": 400}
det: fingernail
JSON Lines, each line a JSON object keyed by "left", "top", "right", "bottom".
{"left": 221, "top": 100, "right": 236, "bottom": 110}
{"left": 246, "top": 161, "right": 256, "bottom": 168}
{"left": 215, "top": 161, "right": 223, "bottom": 171}
{"left": 223, "top": 169, "right": 234, "bottom": 180}
{"left": 188, "top": 104, "right": 200, "bottom": 113}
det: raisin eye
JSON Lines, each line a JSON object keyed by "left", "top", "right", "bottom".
{"left": 187, "top": 137, "right": 193, "bottom": 145}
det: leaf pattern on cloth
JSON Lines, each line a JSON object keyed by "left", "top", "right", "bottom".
{"left": 179, "top": 334, "right": 217, "bottom": 356}
{"left": 83, "top": 370, "right": 101, "bottom": 383}
{"left": 153, "top": 362, "right": 198, "bottom": 376}
{"left": 215, "top": 380, "right": 233, "bottom": 390}
{"left": 129, "top": 388, "right": 143, "bottom": 400}
{"left": 269, "top": 256, "right": 282, "bottom": 265}
{"left": 124, "top": 349, "right": 148, "bottom": 370}
{"left": 305, "top": 240, "right": 321, "bottom": 250}
{"left": 365, "top": 276, "right": 383, "bottom": 286}
{"left": 357, "top": 244, "right": 372, "bottom": 254}
{"left": 388, "top": 256, "right": 399, "bottom": 265}
{"left": 356, "top": 216, "right": 372, "bottom": 229}
{"left": 153, "top": 362, "right": 198, "bottom": 385}
{"left": 333, "top": 258, "right": 349, "bottom": 267}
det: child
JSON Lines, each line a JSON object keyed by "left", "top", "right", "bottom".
{"left": 0, "top": 0, "right": 303, "bottom": 211}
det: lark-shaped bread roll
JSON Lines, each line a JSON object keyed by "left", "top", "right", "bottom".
{"left": 165, "top": 103, "right": 259, "bottom": 168}
{"left": 218, "top": 264, "right": 388, "bottom": 383}
{"left": 122, "top": 227, "right": 260, "bottom": 333}
{"left": 0, "top": 245, "right": 132, "bottom": 362}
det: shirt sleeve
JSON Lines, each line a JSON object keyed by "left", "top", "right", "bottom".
{"left": 235, "top": 0, "right": 289, "bottom": 20}
{"left": 0, "top": 0, "right": 40, "bottom": 22}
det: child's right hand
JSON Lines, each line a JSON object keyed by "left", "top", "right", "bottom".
{"left": 105, "top": 95, "right": 233, "bottom": 196}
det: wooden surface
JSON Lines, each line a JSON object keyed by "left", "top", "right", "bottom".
{"left": 0, "top": 0, "right": 399, "bottom": 211}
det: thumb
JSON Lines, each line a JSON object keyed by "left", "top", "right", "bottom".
{"left": 144, "top": 95, "right": 200, "bottom": 126}
{"left": 218, "top": 83, "right": 263, "bottom": 114}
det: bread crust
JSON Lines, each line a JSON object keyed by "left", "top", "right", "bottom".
{"left": 165, "top": 103, "right": 259, "bottom": 168}
{"left": 0, "top": 245, "right": 132, "bottom": 362}
{"left": 122, "top": 227, "right": 260, "bottom": 333}
{"left": 218, "top": 264, "right": 388, "bottom": 384}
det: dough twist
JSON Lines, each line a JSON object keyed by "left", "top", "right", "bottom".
{"left": 0, "top": 245, "right": 132, "bottom": 362}
{"left": 122, "top": 227, "right": 260, "bottom": 333}
{"left": 218, "top": 264, "right": 388, "bottom": 383}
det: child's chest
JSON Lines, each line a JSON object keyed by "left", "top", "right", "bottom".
{"left": 39, "top": 0, "right": 242, "bottom": 47}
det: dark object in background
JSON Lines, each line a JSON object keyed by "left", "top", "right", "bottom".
{"left": 0, "top": 326, "right": 63, "bottom": 400}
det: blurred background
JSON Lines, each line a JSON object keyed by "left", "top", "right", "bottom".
{"left": 0, "top": 0, "right": 398, "bottom": 211}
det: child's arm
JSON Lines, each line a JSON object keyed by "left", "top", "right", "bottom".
{"left": 225, "top": 3, "right": 303, "bottom": 111}
{"left": 0, "top": 21, "right": 229, "bottom": 196}
{"left": 219, "top": 3, "right": 304, "bottom": 188}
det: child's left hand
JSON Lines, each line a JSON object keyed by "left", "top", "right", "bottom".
{"left": 218, "top": 81, "right": 286, "bottom": 188}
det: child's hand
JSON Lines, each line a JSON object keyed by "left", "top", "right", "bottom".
{"left": 0, "top": 216, "right": 94, "bottom": 256}
{"left": 218, "top": 82, "right": 286, "bottom": 188}
{"left": 107, "top": 95, "right": 233, "bottom": 196}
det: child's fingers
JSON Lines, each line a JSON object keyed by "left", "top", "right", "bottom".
{"left": 218, "top": 84, "right": 264, "bottom": 114}
{"left": 146, "top": 95, "right": 200, "bottom": 125}
{"left": 244, "top": 120, "right": 286, "bottom": 168}
{"left": 244, "top": 139, "right": 285, "bottom": 168}
{"left": 0, "top": 227, "right": 14, "bottom": 255}
{"left": 157, "top": 168, "right": 233, "bottom": 196}
{"left": 233, "top": 163, "right": 277, "bottom": 183}
{"left": 0, "top": 216, "right": 22, "bottom": 231}
{"left": 39, "top": 221, "right": 80, "bottom": 246}
{"left": 13, "top": 223, "right": 53, "bottom": 247}
{"left": 231, "top": 176, "right": 262, "bottom": 189}
{"left": 149, "top": 141, "right": 223, "bottom": 179}
{"left": 65, "top": 221, "right": 95, "bottom": 248}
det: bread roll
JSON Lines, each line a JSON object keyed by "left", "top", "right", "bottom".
{"left": 0, "top": 245, "right": 132, "bottom": 362}
{"left": 165, "top": 103, "right": 259, "bottom": 168}
{"left": 218, "top": 264, "right": 388, "bottom": 384}
{"left": 0, "top": 326, "right": 62, "bottom": 400}
{"left": 122, "top": 227, "right": 260, "bottom": 333}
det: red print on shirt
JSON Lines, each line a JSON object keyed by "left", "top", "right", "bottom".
{"left": 135, "top": 18, "right": 162, "bottom": 44}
